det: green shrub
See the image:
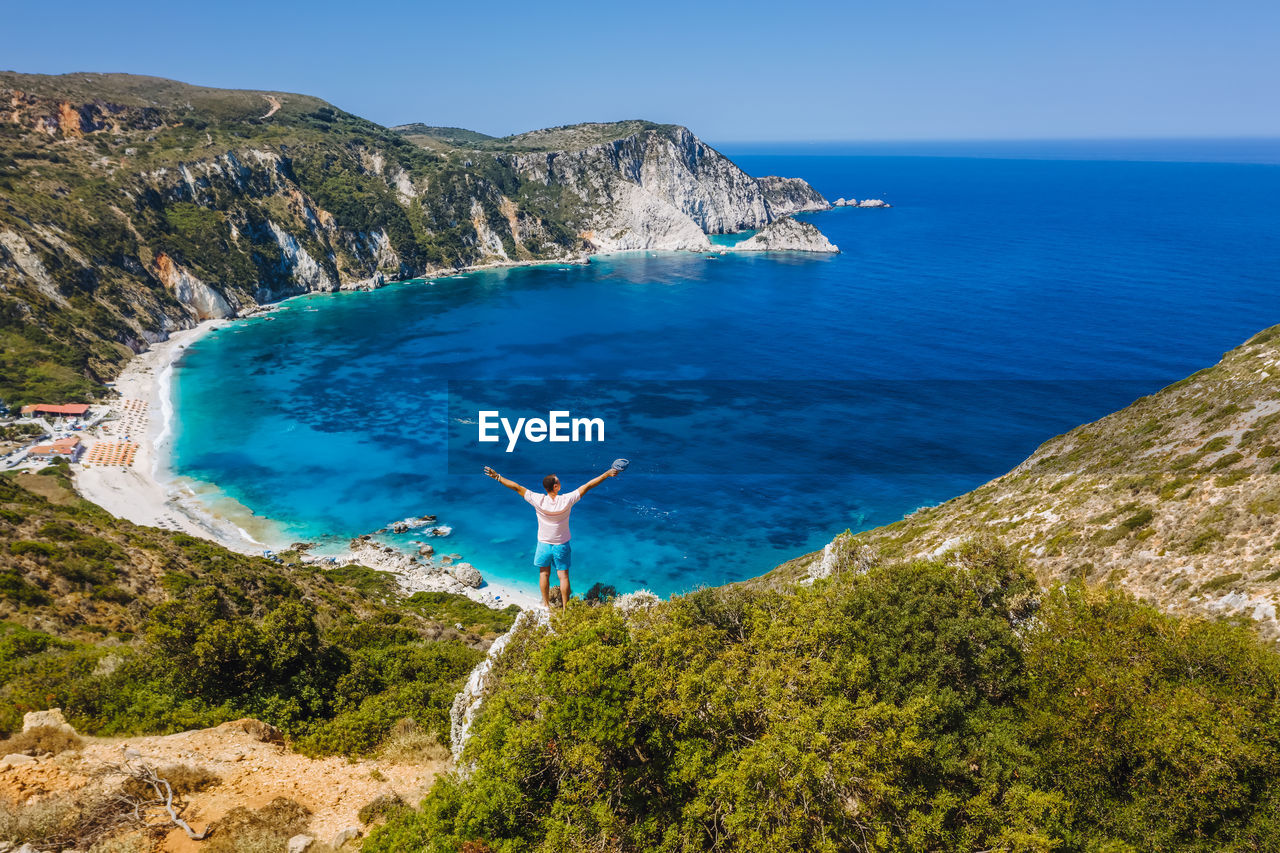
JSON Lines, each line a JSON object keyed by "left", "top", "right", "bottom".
{"left": 10, "top": 540, "right": 59, "bottom": 560}
{"left": 1216, "top": 469, "right": 1251, "bottom": 487}
{"left": 1210, "top": 451, "right": 1245, "bottom": 470}
{"left": 1187, "top": 527, "right": 1225, "bottom": 554}
{"left": 370, "top": 551, "right": 1280, "bottom": 853}
{"left": 406, "top": 591, "right": 519, "bottom": 634}
{"left": 1199, "top": 572, "right": 1244, "bottom": 594}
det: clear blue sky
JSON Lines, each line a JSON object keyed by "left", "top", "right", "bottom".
{"left": 6, "top": 0, "right": 1278, "bottom": 141}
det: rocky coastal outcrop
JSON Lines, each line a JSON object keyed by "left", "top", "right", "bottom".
{"left": 734, "top": 216, "right": 840, "bottom": 253}
{"left": 499, "top": 123, "right": 833, "bottom": 252}
{"left": 834, "top": 197, "right": 892, "bottom": 208}
{"left": 450, "top": 609, "right": 542, "bottom": 762}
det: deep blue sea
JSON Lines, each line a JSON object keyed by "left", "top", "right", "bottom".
{"left": 170, "top": 143, "right": 1280, "bottom": 600}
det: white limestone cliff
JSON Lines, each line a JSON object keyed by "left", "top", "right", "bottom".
{"left": 154, "top": 252, "right": 235, "bottom": 319}
{"left": 502, "top": 125, "right": 832, "bottom": 252}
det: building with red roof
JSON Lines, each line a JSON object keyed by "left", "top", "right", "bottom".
{"left": 20, "top": 404, "right": 91, "bottom": 418}
{"left": 29, "top": 435, "right": 83, "bottom": 462}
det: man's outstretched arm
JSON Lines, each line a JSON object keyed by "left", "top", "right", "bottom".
{"left": 484, "top": 467, "right": 527, "bottom": 496}
{"left": 576, "top": 467, "right": 619, "bottom": 497}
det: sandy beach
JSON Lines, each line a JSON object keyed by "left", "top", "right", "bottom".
{"left": 71, "top": 307, "right": 542, "bottom": 613}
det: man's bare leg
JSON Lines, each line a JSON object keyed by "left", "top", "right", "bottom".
{"left": 557, "top": 570, "right": 571, "bottom": 611}
{"left": 539, "top": 567, "right": 552, "bottom": 609}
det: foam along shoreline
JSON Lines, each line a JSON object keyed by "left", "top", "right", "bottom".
{"left": 71, "top": 295, "right": 542, "bottom": 613}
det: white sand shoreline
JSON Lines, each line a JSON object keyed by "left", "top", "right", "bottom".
{"left": 72, "top": 286, "right": 543, "bottom": 613}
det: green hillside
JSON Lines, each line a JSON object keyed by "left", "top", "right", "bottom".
{"left": 772, "top": 324, "right": 1280, "bottom": 640}
{"left": 0, "top": 463, "right": 517, "bottom": 755}
{"left": 0, "top": 73, "right": 584, "bottom": 406}
{"left": 390, "top": 124, "right": 498, "bottom": 151}
{"left": 371, "top": 544, "right": 1280, "bottom": 853}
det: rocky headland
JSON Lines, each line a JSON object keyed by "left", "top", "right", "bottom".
{"left": 734, "top": 216, "right": 840, "bottom": 253}
{"left": 0, "top": 76, "right": 844, "bottom": 404}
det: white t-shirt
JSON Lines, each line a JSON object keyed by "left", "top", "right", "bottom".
{"left": 523, "top": 488, "right": 582, "bottom": 544}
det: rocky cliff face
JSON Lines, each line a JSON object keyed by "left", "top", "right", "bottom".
{"left": 0, "top": 74, "right": 835, "bottom": 403}
{"left": 756, "top": 175, "right": 832, "bottom": 216}
{"left": 497, "top": 124, "right": 831, "bottom": 251}
{"left": 734, "top": 216, "right": 839, "bottom": 253}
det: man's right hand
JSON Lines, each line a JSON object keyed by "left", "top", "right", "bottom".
{"left": 487, "top": 468, "right": 527, "bottom": 496}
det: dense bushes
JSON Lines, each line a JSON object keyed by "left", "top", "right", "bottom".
{"left": 0, "top": 473, "right": 494, "bottom": 755}
{"left": 370, "top": 545, "right": 1280, "bottom": 853}
{"left": 0, "top": 596, "right": 482, "bottom": 755}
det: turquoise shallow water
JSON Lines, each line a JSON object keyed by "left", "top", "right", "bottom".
{"left": 171, "top": 148, "right": 1280, "bottom": 599}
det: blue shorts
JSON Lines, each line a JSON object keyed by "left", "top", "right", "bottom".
{"left": 533, "top": 541, "right": 572, "bottom": 572}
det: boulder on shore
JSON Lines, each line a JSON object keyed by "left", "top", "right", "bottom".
{"left": 449, "top": 562, "right": 484, "bottom": 588}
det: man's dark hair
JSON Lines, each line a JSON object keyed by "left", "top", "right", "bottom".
{"left": 543, "top": 474, "right": 559, "bottom": 493}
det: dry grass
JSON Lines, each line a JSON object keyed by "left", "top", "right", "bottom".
{"left": 119, "top": 762, "right": 220, "bottom": 800}
{"left": 378, "top": 718, "right": 450, "bottom": 765}
{"left": 13, "top": 471, "right": 80, "bottom": 506}
{"left": 204, "top": 796, "right": 311, "bottom": 853}
{"left": 87, "top": 831, "right": 152, "bottom": 853}
{"left": 0, "top": 788, "right": 123, "bottom": 849}
{"left": 357, "top": 792, "right": 407, "bottom": 826}
{"left": 0, "top": 725, "right": 82, "bottom": 756}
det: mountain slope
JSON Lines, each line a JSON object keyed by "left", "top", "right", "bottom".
{"left": 1, "top": 74, "right": 831, "bottom": 407}
{"left": 0, "top": 463, "right": 517, "bottom": 752}
{"left": 769, "top": 324, "right": 1280, "bottom": 639}
{"left": 369, "top": 546, "right": 1280, "bottom": 853}
{"left": 0, "top": 73, "right": 586, "bottom": 405}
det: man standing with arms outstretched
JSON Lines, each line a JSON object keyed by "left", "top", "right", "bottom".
{"left": 483, "top": 466, "right": 619, "bottom": 611}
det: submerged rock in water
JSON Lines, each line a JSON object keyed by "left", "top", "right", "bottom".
{"left": 733, "top": 216, "right": 839, "bottom": 253}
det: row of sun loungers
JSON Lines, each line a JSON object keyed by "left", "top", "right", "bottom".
{"left": 84, "top": 441, "right": 139, "bottom": 467}
{"left": 103, "top": 398, "right": 149, "bottom": 436}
